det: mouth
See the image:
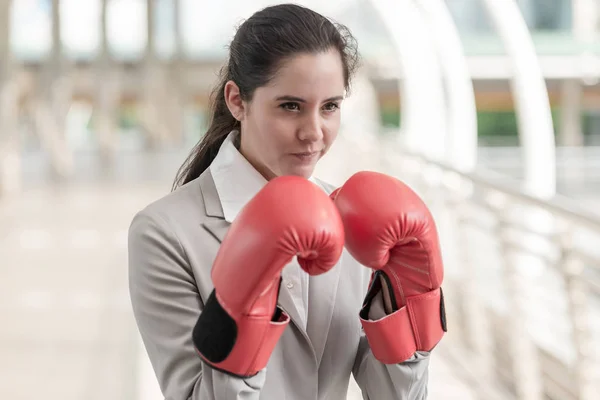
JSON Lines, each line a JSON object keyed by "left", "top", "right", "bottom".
{"left": 291, "top": 151, "right": 320, "bottom": 162}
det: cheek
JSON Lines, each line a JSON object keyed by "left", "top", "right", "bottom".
{"left": 263, "top": 114, "right": 295, "bottom": 134}
{"left": 248, "top": 108, "right": 281, "bottom": 139}
{"left": 254, "top": 113, "right": 293, "bottom": 152}
{"left": 323, "top": 115, "right": 341, "bottom": 144}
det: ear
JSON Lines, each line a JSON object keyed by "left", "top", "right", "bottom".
{"left": 224, "top": 80, "right": 246, "bottom": 121}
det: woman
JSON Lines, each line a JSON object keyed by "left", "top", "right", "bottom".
{"left": 128, "top": 4, "right": 444, "bottom": 399}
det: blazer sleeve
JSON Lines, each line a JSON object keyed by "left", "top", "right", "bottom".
{"left": 351, "top": 290, "right": 431, "bottom": 400}
{"left": 128, "top": 210, "right": 265, "bottom": 400}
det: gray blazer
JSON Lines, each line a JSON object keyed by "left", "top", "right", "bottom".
{"left": 128, "top": 169, "right": 430, "bottom": 400}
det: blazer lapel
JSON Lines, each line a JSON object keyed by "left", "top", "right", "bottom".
{"left": 275, "top": 268, "right": 307, "bottom": 333}
{"left": 198, "top": 169, "right": 308, "bottom": 335}
{"left": 307, "top": 257, "right": 342, "bottom": 366}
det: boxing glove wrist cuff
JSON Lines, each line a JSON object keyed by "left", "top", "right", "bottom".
{"left": 359, "top": 288, "right": 447, "bottom": 364}
{"left": 192, "top": 289, "right": 290, "bottom": 378}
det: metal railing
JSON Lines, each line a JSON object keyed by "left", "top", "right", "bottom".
{"left": 374, "top": 136, "right": 600, "bottom": 400}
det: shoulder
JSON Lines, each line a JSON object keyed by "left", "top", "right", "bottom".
{"left": 128, "top": 175, "right": 210, "bottom": 241}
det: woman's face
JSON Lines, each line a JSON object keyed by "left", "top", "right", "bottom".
{"left": 225, "top": 48, "right": 346, "bottom": 180}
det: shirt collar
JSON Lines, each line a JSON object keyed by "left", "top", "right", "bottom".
{"left": 209, "top": 130, "right": 321, "bottom": 222}
{"left": 209, "top": 131, "right": 266, "bottom": 222}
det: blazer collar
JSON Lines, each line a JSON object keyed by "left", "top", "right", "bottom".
{"left": 199, "top": 168, "right": 224, "bottom": 219}
{"left": 198, "top": 169, "right": 231, "bottom": 242}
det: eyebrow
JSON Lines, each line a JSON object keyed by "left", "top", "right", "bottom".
{"left": 275, "top": 95, "right": 344, "bottom": 103}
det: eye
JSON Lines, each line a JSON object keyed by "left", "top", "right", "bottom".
{"left": 280, "top": 102, "right": 300, "bottom": 111}
{"left": 323, "top": 102, "right": 340, "bottom": 112}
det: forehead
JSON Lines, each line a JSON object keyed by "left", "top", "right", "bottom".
{"left": 262, "top": 49, "right": 345, "bottom": 99}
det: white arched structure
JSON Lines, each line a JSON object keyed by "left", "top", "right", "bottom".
{"left": 368, "top": 0, "right": 448, "bottom": 162}
{"left": 367, "top": 0, "right": 555, "bottom": 195}
{"left": 416, "top": 0, "right": 478, "bottom": 172}
{"left": 481, "top": 0, "right": 556, "bottom": 198}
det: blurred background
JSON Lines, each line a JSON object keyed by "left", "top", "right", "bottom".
{"left": 1, "top": 0, "right": 599, "bottom": 399}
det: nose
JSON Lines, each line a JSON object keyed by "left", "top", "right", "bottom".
{"left": 297, "top": 113, "right": 323, "bottom": 142}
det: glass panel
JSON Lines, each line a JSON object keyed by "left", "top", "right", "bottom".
{"left": 178, "top": 0, "right": 395, "bottom": 60}
{"left": 60, "top": 0, "right": 101, "bottom": 59}
{"left": 10, "top": 0, "right": 53, "bottom": 60}
{"left": 106, "top": 0, "right": 147, "bottom": 60}
{"left": 445, "top": 0, "right": 494, "bottom": 34}
{"left": 518, "top": 0, "right": 572, "bottom": 32}
{"left": 445, "top": 0, "right": 584, "bottom": 56}
{"left": 179, "top": 0, "right": 229, "bottom": 58}
{"left": 154, "top": 0, "right": 176, "bottom": 59}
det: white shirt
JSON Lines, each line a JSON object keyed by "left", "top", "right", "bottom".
{"left": 209, "top": 130, "right": 314, "bottom": 330}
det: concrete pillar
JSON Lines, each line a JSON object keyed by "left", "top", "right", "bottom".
{"left": 48, "top": 0, "right": 63, "bottom": 77}
{"left": 173, "top": 0, "right": 183, "bottom": 59}
{"left": 559, "top": 79, "right": 586, "bottom": 191}
{"left": 161, "top": 0, "right": 186, "bottom": 146}
{"left": 100, "top": 0, "right": 109, "bottom": 58}
{"left": 145, "top": 0, "right": 155, "bottom": 61}
{"left": 94, "top": 0, "right": 119, "bottom": 161}
{"left": 561, "top": 0, "right": 600, "bottom": 147}
{"left": 559, "top": 79, "right": 583, "bottom": 146}
{"left": 143, "top": 0, "right": 185, "bottom": 147}
{"left": 32, "top": 0, "right": 74, "bottom": 180}
{"left": 0, "top": 0, "right": 22, "bottom": 198}
{"left": 48, "top": 0, "right": 71, "bottom": 119}
{"left": 171, "top": 0, "right": 185, "bottom": 144}
{"left": 564, "top": 0, "right": 600, "bottom": 148}
{"left": 140, "top": 0, "right": 168, "bottom": 149}
{"left": 0, "top": 0, "right": 9, "bottom": 80}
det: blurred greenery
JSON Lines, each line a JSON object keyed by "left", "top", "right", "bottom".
{"left": 119, "top": 105, "right": 139, "bottom": 130}
{"left": 378, "top": 107, "right": 600, "bottom": 145}
{"left": 380, "top": 107, "right": 401, "bottom": 128}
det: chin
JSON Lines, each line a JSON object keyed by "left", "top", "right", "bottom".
{"left": 276, "top": 156, "right": 320, "bottom": 179}
{"left": 282, "top": 166, "right": 315, "bottom": 179}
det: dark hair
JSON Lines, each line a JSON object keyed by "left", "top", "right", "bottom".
{"left": 172, "top": 3, "right": 360, "bottom": 189}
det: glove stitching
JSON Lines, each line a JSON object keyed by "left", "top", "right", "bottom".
{"left": 388, "top": 268, "right": 405, "bottom": 306}
{"left": 392, "top": 261, "right": 429, "bottom": 275}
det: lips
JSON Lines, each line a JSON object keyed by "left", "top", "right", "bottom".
{"left": 291, "top": 151, "right": 320, "bottom": 162}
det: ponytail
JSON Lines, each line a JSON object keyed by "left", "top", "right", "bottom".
{"left": 172, "top": 67, "right": 240, "bottom": 190}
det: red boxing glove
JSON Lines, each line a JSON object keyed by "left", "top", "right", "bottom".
{"left": 193, "top": 176, "right": 344, "bottom": 377}
{"left": 332, "top": 171, "right": 447, "bottom": 364}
